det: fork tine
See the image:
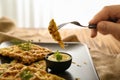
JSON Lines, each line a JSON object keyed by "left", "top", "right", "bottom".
{"left": 58, "top": 21, "right": 85, "bottom": 29}
{"left": 58, "top": 22, "right": 69, "bottom": 29}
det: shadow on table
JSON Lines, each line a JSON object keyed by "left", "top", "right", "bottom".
{"left": 50, "top": 71, "right": 74, "bottom": 80}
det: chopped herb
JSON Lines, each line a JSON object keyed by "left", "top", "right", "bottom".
{"left": 10, "top": 40, "right": 32, "bottom": 51}
{"left": 18, "top": 42, "right": 32, "bottom": 51}
{"left": 20, "top": 69, "right": 33, "bottom": 80}
{"left": 10, "top": 39, "right": 24, "bottom": 45}
{"left": 0, "top": 72, "right": 3, "bottom": 75}
{"left": 54, "top": 50, "right": 62, "bottom": 61}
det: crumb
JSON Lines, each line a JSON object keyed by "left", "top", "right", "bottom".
{"left": 30, "top": 40, "right": 33, "bottom": 42}
{"left": 75, "top": 78, "right": 80, "bottom": 80}
{"left": 77, "top": 64, "right": 81, "bottom": 67}
{"left": 38, "top": 39, "right": 41, "bottom": 42}
{"left": 72, "top": 62, "right": 76, "bottom": 64}
{"left": 83, "top": 62, "right": 87, "bottom": 64}
{"left": 72, "top": 62, "right": 82, "bottom": 67}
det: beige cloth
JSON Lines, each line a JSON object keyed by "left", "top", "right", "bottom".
{"left": 0, "top": 17, "right": 120, "bottom": 80}
{"left": 0, "top": 17, "right": 25, "bottom": 42}
{"left": 64, "top": 34, "right": 120, "bottom": 80}
{"left": 91, "top": 49, "right": 120, "bottom": 80}
{"left": 0, "top": 17, "right": 16, "bottom": 32}
{"left": 63, "top": 34, "right": 80, "bottom": 42}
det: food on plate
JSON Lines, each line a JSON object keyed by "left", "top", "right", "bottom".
{"left": 29, "top": 60, "right": 46, "bottom": 71}
{"left": 0, "top": 42, "right": 52, "bottom": 64}
{"left": 0, "top": 60, "right": 65, "bottom": 80}
{"left": 0, "top": 42, "right": 66, "bottom": 79}
{"left": 48, "top": 19, "right": 65, "bottom": 49}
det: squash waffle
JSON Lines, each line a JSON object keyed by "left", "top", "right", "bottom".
{"left": 0, "top": 43, "right": 52, "bottom": 64}
{"left": 48, "top": 19, "right": 65, "bottom": 49}
{"left": 0, "top": 60, "right": 65, "bottom": 80}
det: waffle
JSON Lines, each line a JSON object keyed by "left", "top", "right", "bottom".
{"left": 29, "top": 60, "right": 46, "bottom": 71}
{"left": 0, "top": 43, "right": 52, "bottom": 64}
{"left": 0, "top": 60, "right": 65, "bottom": 80}
{"left": 48, "top": 19, "right": 65, "bottom": 48}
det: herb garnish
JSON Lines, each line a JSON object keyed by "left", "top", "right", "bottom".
{"left": 20, "top": 69, "right": 33, "bottom": 80}
{"left": 10, "top": 39, "right": 24, "bottom": 45}
{"left": 10, "top": 40, "right": 32, "bottom": 51}
{"left": 18, "top": 42, "right": 32, "bottom": 51}
{"left": 0, "top": 72, "right": 3, "bottom": 75}
{"left": 54, "top": 50, "right": 62, "bottom": 61}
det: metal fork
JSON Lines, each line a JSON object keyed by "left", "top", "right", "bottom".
{"left": 58, "top": 21, "right": 97, "bottom": 29}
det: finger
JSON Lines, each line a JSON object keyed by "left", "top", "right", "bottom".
{"left": 97, "top": 21, "right": 120, "bottom": 35}
{"left": 89, "top": 5, "right": 120, "bottom": 24}
{"left": 89, "top": 6, "right": 109, "bottom": 24}
{"left": 91, "top": 29, "right": 97, "bottom": 38}
{"left": 116, "top": 19, "right": 120, "bottom": 23}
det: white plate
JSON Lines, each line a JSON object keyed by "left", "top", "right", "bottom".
{"left": 0, "top": 42, "right": 99, "bottom": 80}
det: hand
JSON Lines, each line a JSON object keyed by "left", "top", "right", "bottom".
{"left": 89, "top": 5, "right": 120, "bottom": 40}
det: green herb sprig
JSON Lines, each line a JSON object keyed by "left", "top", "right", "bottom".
{"left": 10, "top": 39, "right": 24, "bottom": 45}
{"left": 20, "top": 69, "right": 33, "bottom": 80}
{"left": 18, "top": 42, "right": 32, "bottom": 51}
{"left": 10, "top": 40, "right": 32, "bottom": 51}
{"left": 54, "top": 50, "right": 62, "bottom": 61}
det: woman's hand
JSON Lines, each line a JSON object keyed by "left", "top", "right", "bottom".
{"left": 89, "top": 5, "right": 120, "bottom": 40}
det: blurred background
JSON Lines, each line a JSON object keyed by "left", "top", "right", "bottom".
{"left": 0, "top": 0, "right": 120, "bottom": 28}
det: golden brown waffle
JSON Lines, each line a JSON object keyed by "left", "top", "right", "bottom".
{"left": 0, "top": 61, "right": 25, "bottom": 80}
{"left": 0, "top": 60, "right": 65, "bottom": 80}
{"left": 0, "top": 42, "right": 65, "bottom": 80}
{"left": 0, "top": 43, "right": 52, "bottom": 64}
{"left": 48, "top": 19, "right": 65, "bottom": 49}
{"left": 29, "top": 60, "right": 46, "bottom": 71}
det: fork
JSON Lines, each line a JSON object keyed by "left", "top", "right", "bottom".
{"left": 58, "top": 21, "right": 97, "bottom": 29}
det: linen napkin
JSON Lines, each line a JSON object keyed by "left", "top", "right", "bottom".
{"left": 62, "top": 31, "right": 120, "bottom": 80}
{"left": 0, "top": 17, "right": 25, "bottom": 43}
{"left": 63, "top": 34, "right": 80, "bottom": 42}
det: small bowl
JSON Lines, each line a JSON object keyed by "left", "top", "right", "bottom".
{"left": 45, "top": 52, "right": 72, "bottom": 73}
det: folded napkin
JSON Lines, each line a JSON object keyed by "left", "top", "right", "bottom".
{"left": 63, "top": 34, "right": 80, "bottom": 42}
{"left": 0, "top": 17, "right": 25, "bottom": 43}
{"left": 0, "top": 17, "right": 16, "bottom": 32}
{"left": 62, "top": 31, "right": 120, "bottom": 80}
{"left": 90, "top": 49, "right": 120, "bottom": 80}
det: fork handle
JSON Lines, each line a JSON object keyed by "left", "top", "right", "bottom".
{"left": 88, "top": 24, "right": 97, "bottom": 29}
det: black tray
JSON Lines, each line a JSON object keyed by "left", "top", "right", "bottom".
{"left": 0, "top": 42, "right": 100, "bottom": 80}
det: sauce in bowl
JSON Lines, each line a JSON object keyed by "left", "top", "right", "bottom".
{"left": 48, "top": 53, "right": 71, "bottom": 62}
{"left": 45, "top": 52, "right": 72, "bottom": 73}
